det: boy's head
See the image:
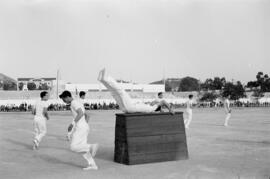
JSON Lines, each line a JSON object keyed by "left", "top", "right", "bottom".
{"left": 40, "top": 91, "right": 49, "bottom": 101}
{"left": 158, "top": 92, "right": 163, "bottom": 99}
{"left": 59, "top": 90, "right": 73, "bottom": 104}
{"left": 188, "top": 94, "right": 193, "bottom": 99}
{"left": 79, "top": 91, "right": 86, "bottom": 99}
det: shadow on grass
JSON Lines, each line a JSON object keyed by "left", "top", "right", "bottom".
{"left": 4, "top": 138, "right": 33, "bottom": 150}
{"left": 47, "top": 133, "right": 67, "bottom": 141}
{"left": 4, "top": 138, "right": 70, "bottom": 152}
{"left": 38, "top": 153, "right": 83, "bottom": 168}
{"left": 95, "top": 146, "right": 114, "bottom": 162}
{"left": 215, "top": 138, "right": 270, "bottom": 146}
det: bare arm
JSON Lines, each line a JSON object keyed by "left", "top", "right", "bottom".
{"left": 225, "top": 102, "right": 231, "bottom": 112}
{"left": 43, "top": 107, "right": 49, "bottom": 120}
{"left": 85, "top": 112, "right": 90, "bottom": 123}
{"left": 186, "top": 101, "right": 191, "bottom": 109}
{"left": 67, "top": 107, "right": 84, "bottom": 134}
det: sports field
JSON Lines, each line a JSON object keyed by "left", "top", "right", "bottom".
{"left": 0, "top": 108, "right": 269, "bottom": 179}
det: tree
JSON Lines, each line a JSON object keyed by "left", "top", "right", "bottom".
{"left": 165, "top": 81, "right": 172, "bottom": 92}
{"left": 252, "top": 89, "right": 264, "bottom": 98}
{"left": 222, "top": 81, "right": 246, "bottom": 100}
{"left": 178, "top": 77, "right": 199, "bottom": 92}
{"left": 199, "top": 91, "right": 219, "bottom": 102}
{"left": 27, "top": 82, "right": 36, "bottom": 90}
{"left": 261, "top": 74, "right": 270, "bottom": 92}
{"left": 201, "top": 77, "right": 226, "bottom": 91}
{"left": 246, "top": 81, "right": 258, "bottom": 89}
{"left": 38, "top": 83, "right": 49, "bottom": 90}
{"left": 18, "top": 82, "right": 24, "bottom": 90}
{"left": 0, "top": 80, "right": 3, "bottom": 89}
{"left": 201, "top": 78, "right": 214, "bottom": 91}
{"left": 3, "top": 80, "right": 17, "bottom": 90}
{"left": 248, "top": 72, "right": 270, "bottom": 92}
{"left": 213, "top": 77, "right": 226, "bottom": 90}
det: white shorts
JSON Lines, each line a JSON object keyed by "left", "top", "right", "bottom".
{"left": 70, "top": 122, "right": 90, "bottom": 153}
{"left": 186, "top": 109, "right": 192, "bottom": 118}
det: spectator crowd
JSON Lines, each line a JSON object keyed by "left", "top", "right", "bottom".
{"left": 0, "top": 101, "right": 269, "bottom": 112}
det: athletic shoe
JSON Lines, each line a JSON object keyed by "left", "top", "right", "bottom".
{"left": 33, "top": 144, "right": 36, "bottom": 150}
{"left": 33, "top": 139, "right": 39, "bottom": 150}
{"left": 97, "top": 69, "right": 103, "bottom": 81}
{"left": 83, "top": 164, "right": 98, "bottom": 170}
{"left": 97, "top": 68, "right": 105, "bottom": 81}
{"left": 66, "top": 132, "right": 72, "bottom": 141}
{"left": 82, "top": 153, "right": 98, "bottom": 170}
{"left": 91, "top": 144, "right": 99, "bottom": 157}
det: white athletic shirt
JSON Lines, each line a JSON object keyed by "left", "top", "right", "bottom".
{"left": 34, "top": 100, "right": 49, "bottom": 119}
{"left": 78, "top": 98, "right": 85, "bottom": 104}
{"left": 224, "top": 99, "right": 230, "bottom": 112}
{"left": 70, "top": 100, "right": 87, "bottom": 127}
{"left": 186, "top": 99, "right": 193, "bottom": 110}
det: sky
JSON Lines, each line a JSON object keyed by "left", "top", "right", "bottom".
{"left": 0, "top": 0, "right": 269, "bottom": 84}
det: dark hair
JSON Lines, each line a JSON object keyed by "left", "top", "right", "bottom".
{"left": 79, "top": 91, "right": 86, "bottom": 97}
{"left": 59, "top": 90, "right": 72, "bottom": 99}
{"left": 158, "top": 92, "right": 163, "bottom": 96}
{"left": 40, "top": 91, "right": 48, "bottom": 98}
{"left": 188, "top": 94, "right": 193, "bottom": 99}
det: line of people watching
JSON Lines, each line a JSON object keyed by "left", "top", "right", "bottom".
{"left": 0, "top": 100, "right": 269, "bottom": 112}
{"left": 196, "top": 101, "right": 270, "bottom": 108}
{"left": 0, "top": 102, "right": 119, "bottom": 112}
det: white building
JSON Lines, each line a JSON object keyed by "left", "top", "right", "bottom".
{"left": 65, "top": 83, "right": 165, "bottom": 93}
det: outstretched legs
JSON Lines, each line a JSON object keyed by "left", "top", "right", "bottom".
{"left": 98, "top": 69, "right": 157, "bottom": 113}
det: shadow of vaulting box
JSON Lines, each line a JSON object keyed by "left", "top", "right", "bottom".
{"left": 114, "top": 112, "right": 188, "bottom": 165}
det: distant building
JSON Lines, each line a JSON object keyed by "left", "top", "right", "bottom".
{"left": 65, "top": 83, "right": 165, "bottom": 93}
{"left": 17, "top": 78, "right": 56, "bottom": 91}
{"left": 151, "top": 78, "right": 182, "bottom": 92}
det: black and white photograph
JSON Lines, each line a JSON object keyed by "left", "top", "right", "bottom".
{"left": 0, "top": 0, "right": 269, "bottom": 178}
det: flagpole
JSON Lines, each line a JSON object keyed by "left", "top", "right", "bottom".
{"left": 163, "top": 68, "right": 165, "bottom": 91}
{"left": 56, "top": 69, "right": 59, "bottom": 99}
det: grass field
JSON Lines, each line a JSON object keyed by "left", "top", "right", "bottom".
{"left": 0, "top": 108, "right": 270, "bottom": 179}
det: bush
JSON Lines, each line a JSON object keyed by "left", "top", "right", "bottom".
{"left": 38, "top": 83, "right": 49, "bottom": 90}
{"left": 18, "top": 82, "right": 24, "bottom": 90}
{"left": 200, "top": 92, "right": 219, "bottom": 102}
{"left": 178, "top": 77, "right": 199, "bottom": 92}
{"left": 222, "top": 81, "right": 246, "bottom": 100}
{"left": 27, "top": 82, "right": 36, "bottom": 90}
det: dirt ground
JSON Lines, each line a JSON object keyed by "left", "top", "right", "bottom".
{"left": 0, "top": 108, "right": 269, "bottom": 179}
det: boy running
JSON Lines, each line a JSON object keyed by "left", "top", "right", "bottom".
{"left": 224, "top": 96, "right": 231, "bottom": 126}
{"left": 184, "top": 94, "right": 193, "bottom": 129}
{"left": 59, "top": 91, "right": 98, "bottom": 170}
{"left": 32, "top": 91, "right": 50, "bottom": 150}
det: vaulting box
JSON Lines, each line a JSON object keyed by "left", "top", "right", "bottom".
{"left": 114, "top": 112, "right": 188, "bottom": 165}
